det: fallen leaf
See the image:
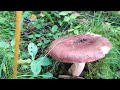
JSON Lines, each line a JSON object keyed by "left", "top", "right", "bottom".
{"left": 78, "top": 18, "right": 88, "bottom": 23}
{"left": 58, "top": 75, "right": 71, "bottom": 79}
{"left": 30, "top": 14, "right": 37, "bottom": 21}
{"left": 102, "top": 22, "right": 111, "bottom": 29}
{"left": 71, "top": 12, "right": 80, "bottom": 17}
{"left": 18, "top": 59, "right": 32, "bottom": 64}
{"left": 40, "top": 13, "right": 45, "bottom": 17}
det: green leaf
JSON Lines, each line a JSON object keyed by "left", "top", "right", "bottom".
{"left": 116, "top": 27, "right": 120, "bottom": 30}
{"left": 43, "top": 11, "right": 54, "bottom": 24}
{"left": 53, "top": 35, "right": 59, "bottom": 39}
{"left": 10, "top": 39, "right": 15, "bottom": 47}
{"left": 68, "top": 29, "right": 74, "bottom": 32}
{"left": 35, "top": 34, "right": 41, "bottom": 37}
{"left": 56, "top": 33, "right": 62, "bottom": 36}
{"left": 28, "top": 35, "right": 34, "bottom": 38}
{"left": 30, "top": 59, "right": 41, "bottom": 76}
{"left": 58, "top": 20, "right": 63, "bottom": 26}
{"left": 74, "top": 30, "right": 79, "bottom": 35}
{"left": 67, "top": 11, "right": 72, "bottom": 13}
{"left": 41, "top": 44, "right": 46, "bottom": 49}
{"left": 22, "top": 11, "right": 31, "bottom": 18}
{"left": 41, "top": 72, "right": 53, "bottom": 79}
{"left": 37, "top": 42, "right": 43, "bottom": 46}
{"left": 12, "top": 47, "right": 20, "bottom": 53}
{"left": 64, "top": 16, "right": 70, "bottom": 22}
{"left": 0, "top": 18, "right": 5, "bottom": 24}
{"left": 47, "top": 33, "right": 53, "bottom": 36}
{"left": 59, "top": 11, "right": 69, "bottom": 16}
{"left": 28, "top": 42, "right": 38, "bottom": 60}
{"left": 22, "top": 65, "right": 29, "bottom": 70}
{"left": 2, "top": 63, "right": 6, "bottom": 73}
{"left": 36, "top": 24, "right": 42, "bottom": 29}
{"left": 36, "top": 57, "right": 52, "bottom": 66}
{"left": 9, "top": 31, "right": 14, "bottom": 35}
{"left": 0, "top": 41, "right": 10, "bottom": 48}
{"left": 51, "top": 25, "right": 58, "bottom": 33}
{"left": 74, "top": 26, "right": 81, "bottom": 29}
{"left": 9, "top": 22, "right": 15, "bottom": 27}
{"left": 44, "top": 40, "right": 50, "bottom": 44}
{"left": 70, "top": 15, "right": 77, "bottom": 19}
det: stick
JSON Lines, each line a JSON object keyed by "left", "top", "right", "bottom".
{"left": 13, "top": 11, "right": 22, "bottom": 79}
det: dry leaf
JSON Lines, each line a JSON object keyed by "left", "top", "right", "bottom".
{"left": 30, "top": 14, "right": 37, "bottom": 21}
{"left": 40, "top": 13, "right": 45, "bottom": 17}
{"left": 58, "top": 75, "right": 71, "bottom": 79}
{"left": 58, "top": 75, "right": 84, "bottom": 79}
{"left": 71, "top": 12, "right": 80, "bottom": 17}
{"left": 78, "top": 18, "right": 88, "bottom": 23}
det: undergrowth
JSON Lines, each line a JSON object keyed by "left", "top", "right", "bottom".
{"left": 0, "top": 11, "right": 120, "bottom": 79}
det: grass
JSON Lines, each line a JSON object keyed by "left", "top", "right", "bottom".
{"left": 0, "top": 11, "right": 120, "bottom": 79}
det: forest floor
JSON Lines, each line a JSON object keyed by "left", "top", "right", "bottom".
{"left": 0, "top": 11, "right": 120, "bottom": 79}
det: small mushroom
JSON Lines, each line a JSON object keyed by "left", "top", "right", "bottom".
{"left": 48, "top": 33, "right": 112, "bottom": 78}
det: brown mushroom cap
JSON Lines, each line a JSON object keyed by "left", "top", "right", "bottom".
{"left": 48, "top": 34, "right": 112, "bottom": 63}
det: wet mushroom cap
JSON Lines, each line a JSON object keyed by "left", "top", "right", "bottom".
{"left": 48, "top": 34, "right": 112, "bottom": 63}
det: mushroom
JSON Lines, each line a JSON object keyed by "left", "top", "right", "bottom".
{"left": 48, "top": 33, "right": 112, "bottom": 78}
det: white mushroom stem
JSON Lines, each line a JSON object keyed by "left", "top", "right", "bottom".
{"left": 68, "top": 63, "right": 85, "bottom": 77}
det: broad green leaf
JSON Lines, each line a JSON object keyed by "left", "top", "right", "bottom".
{"left": 59, "top": 11, "right": 69, "bottom": 16}
{"left": 37, "top": 57, "right": 52, "bottom": 66}
{"left": 64, "top": 16, "right": 70, "bottom": 22}
{"left": 41, "top": 72, "right": 53, "bottom": 79}
{"left": 74, "top": 30, "right": 79, "bottom": 35}
{"left": 28, "top": 42, "right": 38, "bottom": 60}
{"left": 10, "top": 39, "right": 15, "bottom": 47}
{"left": 30, "top": 59, "right": 41, "bottom": 76}
{"left": 0, "top": 41, "right": 10, "bottom": 48}
{"left": 37, "top": 42, "right": 43, "bottom": 46}
{"left": 51, "top": 25, "right": 58, "bottom": 33}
